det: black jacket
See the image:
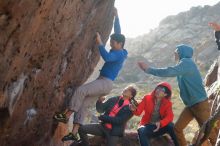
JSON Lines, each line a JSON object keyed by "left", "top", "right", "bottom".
{"left": 215, "top": 31, "right": 220, "bottom": 50}
{"left": 96, "top": 96, "right": 133, "bottom": 137}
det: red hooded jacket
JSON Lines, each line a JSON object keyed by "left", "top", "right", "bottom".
{"left": 133, "top": 82, "right": 174, "bottom": 128}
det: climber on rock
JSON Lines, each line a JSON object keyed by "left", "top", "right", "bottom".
{"left": 53, "top": 8, "right": 128, "bottom": 142}
{"left": 130, "top": 82, "right": 179, "bottom": 146}
{"left": 77, "top": 85, "right": 136, "bottom": 146}
{"left": 137, "top": 44, "right": 218, "bottom": 145}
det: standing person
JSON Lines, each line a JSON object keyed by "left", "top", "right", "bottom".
{"left": 76, "top": 85, "right": 136, "bottom": 146}
{"left": 130, "top": 82, "right": 179, "bottom": 146}
{"left": 53, "top": 8, "right": 127, "bottom": 141}
{"left": 137, "top": 44, "right": 218, "bottom": 145}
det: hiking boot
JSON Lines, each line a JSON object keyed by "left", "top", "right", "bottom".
{"left": 53, "top": 112, "right": 68, "bottom": 123}
{"left": 61, "top": 132, "right": 80, "bottom": 142}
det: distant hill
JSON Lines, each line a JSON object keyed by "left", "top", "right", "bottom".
{"left": 116, "top": 2, "right": 220, "bottom": 84}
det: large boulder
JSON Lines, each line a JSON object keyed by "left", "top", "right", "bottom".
{"left": 0, "top": 0, "right": 115, "bottom": 146}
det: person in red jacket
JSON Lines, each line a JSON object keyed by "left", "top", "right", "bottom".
{"left": 130, "top": 82, "right": 179, "bottom": 146}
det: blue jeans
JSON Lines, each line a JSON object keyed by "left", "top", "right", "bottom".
{"left": 137, "top": 123, "right": 179, "bottom": 146}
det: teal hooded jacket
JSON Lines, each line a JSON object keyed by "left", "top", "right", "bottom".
{"left": 145, "top": 44, "right": 207, "bottom": 107}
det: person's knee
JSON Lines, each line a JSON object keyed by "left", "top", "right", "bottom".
{"left": 166, "top": 123, "right": 177, "bottom": 135}
{"left": 78, "top": 125, "right": 85, "bottom": 134}
{"left": 167, "top": 123, "right": 174, "bottom": 130}
{"left": 138, "top": 126, "right": 152, "bottom": 137}
{"left": 137, "top": 127, "right": 146, "bottom": 136}
{"left": 137, "top": 127, "right": 147, "bottom": 137}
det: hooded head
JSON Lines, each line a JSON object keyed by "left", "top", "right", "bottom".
{"left": 152, "top": 82, "right": 172, "bottom": 100}
{"left": 176, "top": 44, "right": 194, "bottom": 60}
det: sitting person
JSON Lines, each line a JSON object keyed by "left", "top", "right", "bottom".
{"left": 76, "top": 85, "right": 137, "bottom": 146}
{"left": 130, "top": 82, "right": 179, "bottom": 146}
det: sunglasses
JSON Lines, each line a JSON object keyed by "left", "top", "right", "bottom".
{"left": 156, "top": 86, "right": 166, "bottom": 93}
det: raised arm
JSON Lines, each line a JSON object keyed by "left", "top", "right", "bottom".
{"left": 138, "top": 60, "right": 191, "bottom": 77}
{"left": 98, "top": 45, "right": 123, "bottom": 62}
{"left": 95, "top": 32, "right": 124, "bottom": 62}
{"left": 113, "top": 8, "right": 121, "bottom": 34}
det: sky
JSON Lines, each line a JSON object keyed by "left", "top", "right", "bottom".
{"left": 115, "top": 0, "right": 220, "bottom": 38}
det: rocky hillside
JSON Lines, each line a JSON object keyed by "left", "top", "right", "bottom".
{"left": 0, "top": 0, "right": 115, "bottom": 146}
{"left": 117, "top": 2, "right": 220, "bottom": 84}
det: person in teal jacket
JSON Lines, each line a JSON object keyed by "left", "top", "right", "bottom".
{"left": 138, "top": 44, "right": 217, "bottom": 146}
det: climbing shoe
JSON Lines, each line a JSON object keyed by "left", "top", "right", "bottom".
{"left": 61, "top": 132, "right": 80, "bottom": 142}
{"left": 53, "top": 112, "right": 68, "bottom": 123}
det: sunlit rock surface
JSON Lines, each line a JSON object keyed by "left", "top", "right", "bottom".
{"left": 0, "top": 0, "right": 115, "bottom": 146}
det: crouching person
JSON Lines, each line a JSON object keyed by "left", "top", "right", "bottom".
{"left": 78, "top": 85, "right": 137, "bottom": 146}
{"left": 130, "top": 82, "right": 179, "bottom": 146}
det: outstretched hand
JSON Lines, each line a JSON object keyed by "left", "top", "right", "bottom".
{"left": 209, "top": 22, "right": 220, "bottom": 31}
{"left": 138, "top": 61, "right": 149, "bottom": 71}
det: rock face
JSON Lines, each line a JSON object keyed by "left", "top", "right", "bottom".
{"left": 205, "top": 56, "right": 220, "bottom": 146}
{"left": 0, "top": 0, "right": 115, "bottom": 146}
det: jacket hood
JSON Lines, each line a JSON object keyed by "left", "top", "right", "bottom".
{"left": 176, "top": 44, "right": 193, "bottom": 59}
{"left": 151, "top": 82, "right": 172, "bottom": 100}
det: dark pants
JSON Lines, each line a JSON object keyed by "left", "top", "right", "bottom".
{"left": 137, "top": 123, "right": 179, "bottom": 146}
{"left": 78, "top": 123, "right": 119, "bottom": 146}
